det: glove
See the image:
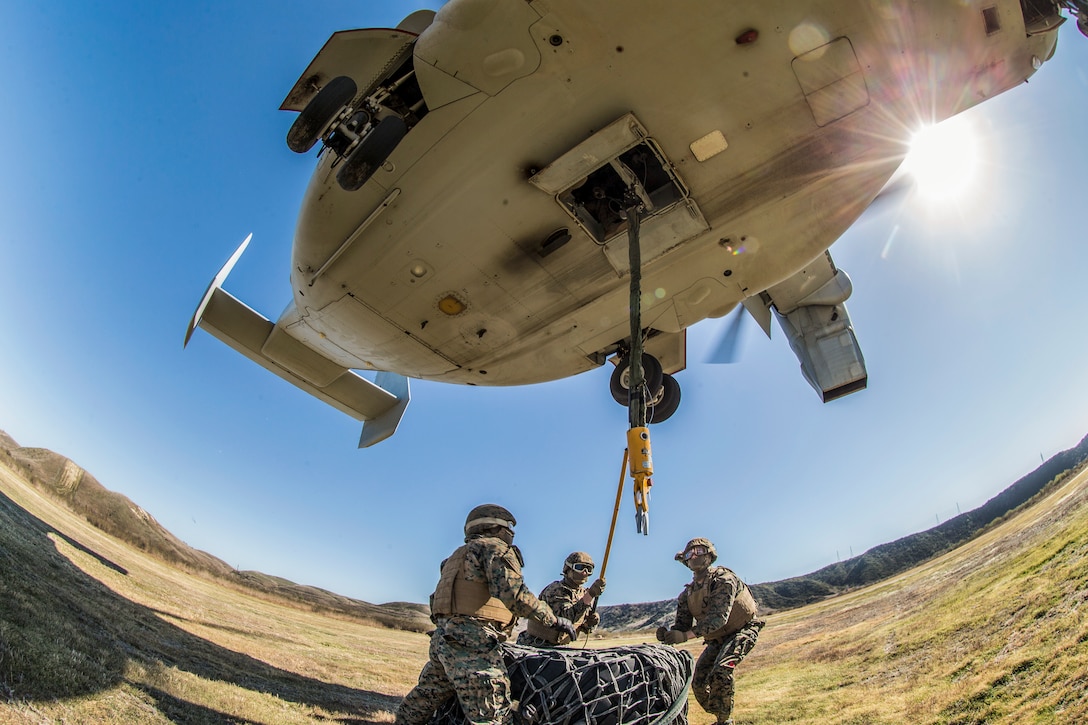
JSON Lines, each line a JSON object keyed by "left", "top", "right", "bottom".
{"left": 555, "top": 617, "right": 578, "bottom": 643}
{"left": 587, "top": 578, "right": 606, "bottom": 598}
{"left": 655, "top": 626, "right": 669, "bottom": 642}
{"left": 583, "top": 611, "right": 601, "bottom": 630}
{"left": 662, "top": 629, "right": 690, "bottom": 645}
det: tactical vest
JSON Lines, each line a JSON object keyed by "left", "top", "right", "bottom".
{"left": 687, "top": 566, "right": 758, "bottom": 641}
{"left": 431, "top": 544, "right": 515, "bottom": 626}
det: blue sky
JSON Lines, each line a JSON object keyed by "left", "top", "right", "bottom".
{"left": 2, "top": 2, "right": 1087, "bottom": 608}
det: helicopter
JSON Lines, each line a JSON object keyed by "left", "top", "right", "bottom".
{"left": 187, "top": 0, "right": 1085, "bottom": 446}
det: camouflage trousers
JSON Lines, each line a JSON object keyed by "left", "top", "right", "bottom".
{"left": 692, "top": 619, "right": 765, "bottom": 723}
{"left": 396, "top": 617, "right": 512, "bottom": 725}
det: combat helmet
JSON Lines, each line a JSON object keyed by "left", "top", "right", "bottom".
{"left": 675, "top": 537, "right": 718, "bottom": 564}
{"left": 464, "top": 503, "right": 517, "bottom": 537}
{"left": 562, "top": 551, "right": 595, "bottom": 577}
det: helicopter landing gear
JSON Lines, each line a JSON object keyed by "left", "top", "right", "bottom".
{"left": 608, "top": 353, "right": 682, "bottom": 423}
{"left": 286, "top": 76, "right": 358, "bottom": 154}
{"left": 1047, "top": 0, "right": 1088, "bottom": 37}
{"left": 648, "top": 373, "right": 681, "bottom": 423}
{"left": 285, "top": 49, "right": 426, "bottom": 192}
{"left": 336, "top": 115, "right": 408, "bottom": 191}
{"left": 1068, "top": 0, "right": 1088, "bottom": 37}
{"left": 609, "top": 353, "right": 663, "bottom": 406}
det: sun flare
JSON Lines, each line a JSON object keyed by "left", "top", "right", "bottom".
{"left": 904, "top": 116, "right": 980, "bottom": 203}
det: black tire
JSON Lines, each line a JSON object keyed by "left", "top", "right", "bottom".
{"left": 609, "top": 353, "right": 663, "bottom": 405}
{"left": 648, "top": 373, "right": 681, "bottom": 423}
{"left": 336, "top": 115, "right": 408, "bottom": 191}
{"left": 286, "top": 75, "right": 358, "bottom": 153}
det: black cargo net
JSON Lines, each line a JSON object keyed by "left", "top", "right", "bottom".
{"left": 428, "top": 643, "right": 693, "bottom": 725}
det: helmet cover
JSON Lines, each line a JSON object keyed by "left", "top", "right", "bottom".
{"left": 465, "top": 503, "right": 517, "bottom": 537}
{"left": 674, "top": 537, "right": 718, "bottom": 564}
{"left": 562, "top": 551, "right": 595, "bottom": 575}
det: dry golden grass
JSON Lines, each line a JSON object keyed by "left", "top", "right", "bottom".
{"left": 726, "top": 464, "right": 1088, "bottom": 725}
{"left": 1, "top": 462, "right": 430, "bottom": 724}
{"left": 3, "top": 459, "right": 1087, "bottom": 724}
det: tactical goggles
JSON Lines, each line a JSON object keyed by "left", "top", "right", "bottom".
{"left": 571, "top": 563, "right": 594, "bottom": 573}
{"left": 683, "top": 545, "right": 709, "bottom": 560}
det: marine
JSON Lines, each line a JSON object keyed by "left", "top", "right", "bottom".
{"left": 517, "top": 551, "right": 606, "bottom": 647}
{"left": 395, "top": 504, "right": 577, "bottom": 725}
{"left": 657, "top": 537, "right": 765, "bottom": 725}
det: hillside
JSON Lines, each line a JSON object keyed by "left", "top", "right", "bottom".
{"left": 599, "top": 432, "right": 1088, "bottom": 631}
{"left": 5, "top": 426, "right": 1087, "bottom": 637}
{"left": 0, "top": 431, "right": 235, "bottom": 576}
{"left": 3, "top": 429, "right": 1087, "bottom": 722}
{"left": 0, "top": 460, "right": 430, "bottom": 723}
{"left": 0, "top": 430, "right": 431, "bottom": 633}
{"left": 732, "top": 457, "right": 1088, "bottom": 723}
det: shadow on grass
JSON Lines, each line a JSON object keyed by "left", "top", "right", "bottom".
{"left": 133, "top": 683, "right": 261, "bottom": 724}
{"left": 0, "top": 488, "right": 401, "bottom": 722}
{"left": 51, "top": 526, "right": 129, "bottom": 576}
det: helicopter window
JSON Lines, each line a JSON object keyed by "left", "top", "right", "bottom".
{"left": 557, "top": 141, "right": 685, "bottom": 243}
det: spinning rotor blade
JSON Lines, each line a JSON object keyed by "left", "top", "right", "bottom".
{"left": 706, "top": 306, "right": 747, "bottom": 364}
{"left": 703, "top": 175, "right": 910, "bottom": 366}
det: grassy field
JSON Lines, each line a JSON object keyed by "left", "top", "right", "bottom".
{"left": 0, "top": 462, "right": 430, "bottom": 724}
{"left": 3, "top": 459, "right": 1087, "bottom": 724}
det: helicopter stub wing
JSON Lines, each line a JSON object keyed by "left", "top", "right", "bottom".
{"left": 185, "top": 237, "right": 410, "bottom": 447}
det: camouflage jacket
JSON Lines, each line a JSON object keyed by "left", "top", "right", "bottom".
{"left": 432, "top": 535, "right": 557, "bottom": 630}
{"left": 537, "top": 579, "right": 594, "bottom": 631}
{"left": 673, "top": 565, "right": 755, "bottom": 640}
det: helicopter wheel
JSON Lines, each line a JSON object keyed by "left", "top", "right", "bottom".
{"left": 647, "top": 373, "right": 681, "bottom": 423}
{"left": 609, "top": 353, "right": 663, "bottom": 405}
{"left": 286, "top": 75, "right": 358, "bottom": 153}
{"left": 336, "top": 115, "right": 408, "bottom": 191}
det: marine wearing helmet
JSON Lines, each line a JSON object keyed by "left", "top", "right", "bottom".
{"left": 657, "top": 537, "right": 765, "bottom": 725}
{"left": 518, "top": 551, "right": 606, "bottom": 647}
{"left": 674, "top": 537, "right": 718, "bottom": 566}
{"left": 396, "top": 504, "right": 577, "bottom": 725}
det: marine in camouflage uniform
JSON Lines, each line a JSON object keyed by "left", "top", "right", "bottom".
{"left": 657, "top": 537, "right": 765, "bottom": 725}
{"left": 517, "top": 551, "right": 606, "bottom": 647}
{"left": 395, "top": 504, "right": 577, "bottom": 725}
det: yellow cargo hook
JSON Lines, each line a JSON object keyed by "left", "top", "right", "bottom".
{"left": 627, "top": 427, "right": 652, "bottom": 535}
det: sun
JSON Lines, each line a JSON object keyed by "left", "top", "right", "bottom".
{"left": 904, "top": 116, "right": 980, "bottom": 203}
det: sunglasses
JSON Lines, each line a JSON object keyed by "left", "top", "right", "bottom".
{"left": 571, "top": 563, "right": 594, "bottom": 573}
{"left": 683, "top": 545, "right": 708, "bottom": 560}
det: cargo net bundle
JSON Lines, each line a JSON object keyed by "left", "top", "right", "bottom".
{"left": 429, "top": 642, "right": 694, "bottom": 725}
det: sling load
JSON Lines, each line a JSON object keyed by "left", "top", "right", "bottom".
{"left": 428, "top": 643, "right": 694, "bottom": 725}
